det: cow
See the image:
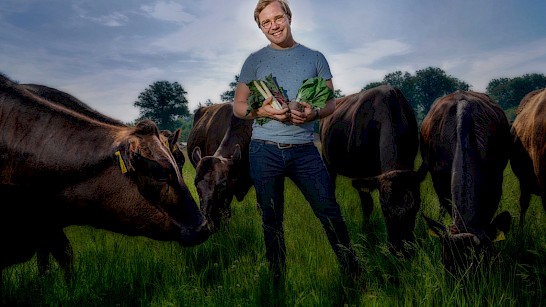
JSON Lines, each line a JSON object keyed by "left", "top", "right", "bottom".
{"left": 0, "top": 73, "right": 210, "bottom": 279}
{"left": 320, "top": 85, "right": 421, "bottom": 255}
{"left": 419, "top": 90, "right": 512, "bottom": 273}
{"left": 12, "top": 83, "right": 187, "bottom": 279}
{"left": 510, "top": 88, "right": 546, "bottom": 227}
{"left": 187, "top": 103, "right": 253, "bottom": 232}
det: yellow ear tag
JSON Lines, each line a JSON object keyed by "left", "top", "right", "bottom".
{"left": 115, "top": 150, "right": 128, "bottom": 174}
{"left": 428, "top": 228, "right": 440, "bottom": 238}
{"left": 493, "top": 231, "right": 505, "bottom": 242}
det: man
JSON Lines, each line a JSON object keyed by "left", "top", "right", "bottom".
{"left": 233, "top": 0, "right": 360, "bottom": 282}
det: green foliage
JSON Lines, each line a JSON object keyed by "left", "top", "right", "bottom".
{"left": 486, "top": 73, "right": 546, "bottom": 109}
{"left": 133, "top": 80, "right": 191, "bottom": 131}
{"left": 220, "top": 75, "right": 239, "bottom": 103}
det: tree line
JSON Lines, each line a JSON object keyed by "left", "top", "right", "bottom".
{"left": 132, "top": 67, "right": 546, "bottom": 141}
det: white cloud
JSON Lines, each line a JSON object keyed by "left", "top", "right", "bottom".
{"left": 140, "top": 1, "right": 194, "bottom": 24}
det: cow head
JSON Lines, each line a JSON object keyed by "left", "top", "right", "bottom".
{"left": 191, "top": 144, "right": 241, "bottom": 233}
{"left": 423, "top": 211, "right": 511, "bottom": 274}
{"left": 160, "top": 129, "right": 186, "bottom": 171}
{"left": 353, "top": 169, "right": 421, "bottom": 256}
{"left": 115, "top": 120, "right": 210, "bottom": 246}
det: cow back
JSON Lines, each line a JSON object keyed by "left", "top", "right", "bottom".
{"left": 321, "top": 84, "right": 418, "bottom": 178}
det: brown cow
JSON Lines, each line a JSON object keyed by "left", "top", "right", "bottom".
{"left": 187, "top": 103, "right": 253, "bottom": 232}
{"left": 12, "top": 83, "right": 186, "bottom": 278}
{"left": 510, "top": 88, "right": 546, "bottom": 227}
{"left": 419, "top": 90, "right": 512, "bottom": 273}
{"left": 320, "top": 85, "right": 421, "bottom": 254}
{"left": 0, "top": 73, "right": 210, "bottom": 278}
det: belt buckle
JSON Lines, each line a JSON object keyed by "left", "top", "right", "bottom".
{"left": 277, "top": 143, "right": 293, "bottom": 149}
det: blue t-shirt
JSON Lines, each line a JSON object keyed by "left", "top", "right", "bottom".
{"left": 238, "top": 43, "right": 333, "bottom": 144}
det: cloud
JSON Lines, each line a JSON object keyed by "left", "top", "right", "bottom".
{"left": 140, "top": 1, "right": 194, "bottom": 24}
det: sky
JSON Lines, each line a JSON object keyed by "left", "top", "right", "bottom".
{"left": 1, "top": 0, "right": 546, "bottom": 123}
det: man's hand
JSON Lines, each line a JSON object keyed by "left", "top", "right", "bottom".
{"left": 289, "top": 101, "right": 314, "bottom": 125}
{"left": 257, "top": 96, "right": 290, "bottom": 122}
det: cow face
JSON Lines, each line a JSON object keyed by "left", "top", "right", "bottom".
{"left": 192, "top": 144, "right": 242, "bottom": 233}
{"left": 117, "top": 120, "right": 210, "bottom": 246}
{"left": 423, "top": 211, "right": 511, "bottom": 274}
{"left": 354, "top": 170, "right": 421, "bottom": 255}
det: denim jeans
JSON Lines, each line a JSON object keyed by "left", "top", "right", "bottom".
{"left": 249, "top": 139, "right": 358, "bottom": 276}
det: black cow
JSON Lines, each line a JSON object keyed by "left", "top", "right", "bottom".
{"left": 187, "top": 103, "right": 253, "bottom": 232}
{"left": 419, "top": 90, "right": 512, "bottom": 273}
{"left": 510, "top": 88, "right": 546, "bottom": 227}
{"left": 320, "top": 85, "right": 421, "bottom": 254}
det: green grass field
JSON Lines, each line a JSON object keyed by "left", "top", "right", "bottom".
{"left": 2, "top": 152, "right": 545, "bottom": 306}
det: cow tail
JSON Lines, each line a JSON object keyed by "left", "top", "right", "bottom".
{"left": 452, "top": 100, "right": 481, "bottom": 232}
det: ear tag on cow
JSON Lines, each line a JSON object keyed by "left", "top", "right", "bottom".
{"left": 164, "top": 139, "right": 169, "bottom": 148}
{"left": 427, "top": 228, "right": 440, "bottom": 238}
{"left": 493, "top": 230, "right": 505, "bottom": 242}
{"left": 114, "top": 150, "right": 128, "bottom": 174}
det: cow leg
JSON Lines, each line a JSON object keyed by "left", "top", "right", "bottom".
{"left": 359, "top": 191, "right": 374, "bottom": 222}
{"left": 351, "top": 180, "right": 374, "bottom": 222}
{"left": 518, "top": 185, "right": 532, "bottom": 228}
{"left": 431, "top": 171, "right": 452, "bottom": 218}
{"left": 36, "top": 229, "right": 74, "bottom": 282}
{"left": 49, "top": 230, "right": 74, "bottom": 282}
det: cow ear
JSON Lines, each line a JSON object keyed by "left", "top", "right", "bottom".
{"left": 351, "top": 177, "right": 379, "bottom": 192}
{"left": 232, "top": 144, "right": 241, "bottom": 162}
{"left": 192, "top": 146, "right": 202, "bottom": 165}
{"left": 172, "top": 129, "right": 181, "bottom": 145}
{"left": 422, "top": 214, "right": 447, "bottom": 239}
{"left": 490, "top": 211, "right": 511, "bottom": 242}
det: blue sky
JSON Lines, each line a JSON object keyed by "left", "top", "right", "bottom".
{"left": 1, "top": 0, "right": 545, "bottom": 123}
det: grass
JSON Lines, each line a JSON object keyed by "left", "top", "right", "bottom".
{"left": 2, "top": 154, "right": 545, "bottom": 306}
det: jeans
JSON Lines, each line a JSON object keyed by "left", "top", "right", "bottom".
{"left": 249, "top": 139, "right": 359, "bottom": 276}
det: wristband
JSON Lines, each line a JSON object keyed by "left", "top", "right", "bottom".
{"left": 314, "top": 108, "right": 320, "bottom": 120}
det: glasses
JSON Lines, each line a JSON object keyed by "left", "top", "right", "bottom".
{"left": 260, "top": 14, "right": 286, "bottom": 29}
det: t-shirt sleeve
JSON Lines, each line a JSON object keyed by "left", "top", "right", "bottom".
{"left": 238, "top": 54, "right": 256, "bottom": 84}
{"left": 316, "top": 51, "right": 333, "bottom": 80}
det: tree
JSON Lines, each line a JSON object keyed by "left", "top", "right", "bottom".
{"left": 362, "top": 67, "right": 470, "bottom": 122}
{"left": 221, "top": 75, "right": 239, "bottom": 102}
{"left": 134, "top": 81, "right": 191, "bottom": 131}
{"left": 486, "top": 73, "right": 546, "bottom": 110}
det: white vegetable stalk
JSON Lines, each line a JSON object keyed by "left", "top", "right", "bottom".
{"left": 253, "top": 80, "right": 282, "bottom": 110}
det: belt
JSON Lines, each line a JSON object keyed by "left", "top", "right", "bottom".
{"left": 255, "top": 139, "right": 314, "bottom": 149}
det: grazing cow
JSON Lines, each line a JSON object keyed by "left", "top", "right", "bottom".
{"left": 320, "top": 85, "right": 421, "bottom": 254}
{"left": 419, "top": 90, "right": 512, "bottom": 273}
{"left": 13, "top": 83, "right": 187, "bottom": 278}
{"left": 0, "top": 73, "right": 210, "bottom": 277}
{"left": 187, "top": 103, "right": 253, "bottom": 232}
{"left": 510, "top": 88, "right": 546, "bottom": 226}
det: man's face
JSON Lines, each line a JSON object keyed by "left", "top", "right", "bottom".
{"left": 258, "top": 2, "right": 291, "bottom": 48}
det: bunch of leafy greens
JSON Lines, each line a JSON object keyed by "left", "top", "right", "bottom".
{"left": 294, "top": 77, "right": 334, "bottom": 109}
{"left": 246, "top": 74, "right": 333, "bottom": 125}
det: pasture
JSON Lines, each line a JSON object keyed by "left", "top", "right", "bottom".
{"left": 2, "top": 149, "right": 545, "bottom": 306}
